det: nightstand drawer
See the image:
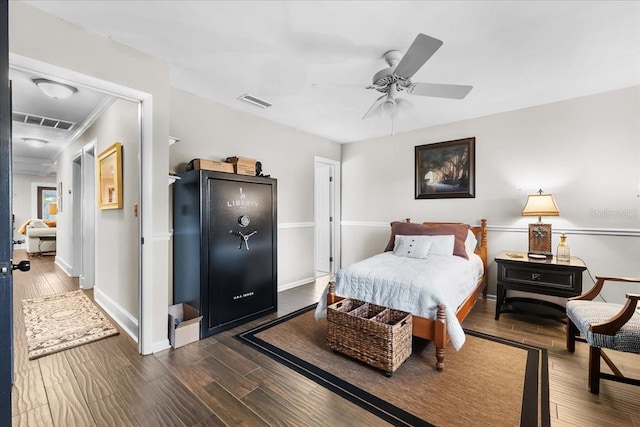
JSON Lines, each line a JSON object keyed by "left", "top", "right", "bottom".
{"left": 497, "top": 263, "right": 582, "bottom": 296}
{"left": 502, "top": 266, "right": 575, "bottom": 289}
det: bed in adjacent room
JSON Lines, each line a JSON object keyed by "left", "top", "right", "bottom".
{"left": 316, "top": 219, "right": 487, "bottom": 370}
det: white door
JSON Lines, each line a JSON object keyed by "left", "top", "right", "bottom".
{"left": 72, "top": 155, "right": 82, "bottom": 276}
{"left": 315, "top": 157, "right": 340, "bottom": 276}
{"left": 80, "top": 144, "right": 96, "bottom": 289}
{"left": 315, "top": 162, "right": 332, "bottom": 274}
{"left": 72, "top": 141, "right": 96, "bottom": 289}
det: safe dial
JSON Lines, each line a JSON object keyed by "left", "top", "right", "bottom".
{"left": 238, "top": 215, "right": 251, "bottom": 227}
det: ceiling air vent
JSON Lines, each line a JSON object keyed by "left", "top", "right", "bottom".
{"left": 237, "top": 94, "right": 272, "bottom": 109}
{"left": 12, "top": 111, "right": 76, "bottom": 131}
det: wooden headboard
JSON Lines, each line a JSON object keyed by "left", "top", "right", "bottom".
{"left": 402, "top": 218, "right": 488, "bottom": 282}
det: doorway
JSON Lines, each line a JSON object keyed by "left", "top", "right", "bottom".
{"left": 314, "top": 156, "right": 341, "bottom": 277}
{"left": 72, "top": 140, "right": 96, "bottom": 289}
{"left": 35, "top": 186, "right": 56, "bottom": 220}
{"left": 9, "top": 56, "right": 149, "bottom": 353}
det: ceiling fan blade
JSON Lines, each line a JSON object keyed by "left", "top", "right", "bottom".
{"left": 311, "top": 83, "right": 366, "bottom": 89}
{"left": 408, "top": 83, "right": 473, "bottom": 99}
{"left": 394, "top": 34, "right": 443, "bottom": 79}
{"left": 362, "top": 95, "right": 386, "bottom": 120}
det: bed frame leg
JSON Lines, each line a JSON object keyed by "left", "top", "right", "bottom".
{"left": 435, "top": 304, "right": 447, "bottom": 371}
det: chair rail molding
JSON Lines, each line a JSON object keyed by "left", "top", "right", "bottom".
{"left": 278, "top": 222, "right": 314, "bottom": 229}
{"left": 341, "top": 221, "right": 640, "bottom": 237}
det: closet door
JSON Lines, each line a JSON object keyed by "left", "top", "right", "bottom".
{"left": 205, "top": 176, "right": 276, "bottom": 333}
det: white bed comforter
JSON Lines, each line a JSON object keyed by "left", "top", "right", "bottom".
{"left": 315, "top": 252, "right": 484, "bottom": 350}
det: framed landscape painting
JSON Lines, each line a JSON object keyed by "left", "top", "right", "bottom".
{"left": 415, "top": 137, "right": 475, "bottom": 199}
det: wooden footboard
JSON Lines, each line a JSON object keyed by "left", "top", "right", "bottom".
{"left": 327, "top": 219, "right": 488, "bottom": 371}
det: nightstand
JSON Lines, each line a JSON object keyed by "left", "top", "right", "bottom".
{"left": 495, "top": 250, "right": 587, "bottom": 320}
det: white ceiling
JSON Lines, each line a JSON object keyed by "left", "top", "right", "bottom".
{"left": 10, "top": 68, "right": 111, "bottom": 175}
{"left": 18, "top": 1, "right": 640, "bottom": 149}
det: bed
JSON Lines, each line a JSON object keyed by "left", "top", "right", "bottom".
{"left": 317, "top": 219, "right": 487, "bottom": 371}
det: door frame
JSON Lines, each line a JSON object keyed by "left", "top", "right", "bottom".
{"left": 313, "top": 156, "right": 341, "bottom": 275}
{"left": 9, "top": 54, "right": 152, "bottom": 354}
{"left": 71, "top": 139, "right": 97, "bottom": 288}
{"left": 1, "top": 1, "right": 13, "bottom": 421}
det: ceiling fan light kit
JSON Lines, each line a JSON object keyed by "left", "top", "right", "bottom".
{"left": 380, "top": 98, "right": 396, "bottom": 116}
{"left": 33, "top": 78, "right": 78, "bottom": 99}
{"left": 361, "top": 33, "right": 473, "bottom": 123}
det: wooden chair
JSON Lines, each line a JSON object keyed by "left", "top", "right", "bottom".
{"left": 566, "top": 276, "right": 640, "bottom": 394}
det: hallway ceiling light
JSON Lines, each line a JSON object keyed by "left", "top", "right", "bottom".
{"left": 33, "top": 78, "right": 78, "bottom": 99}
{"left": 23, "top": 138, "right": 49, "bottom": 148}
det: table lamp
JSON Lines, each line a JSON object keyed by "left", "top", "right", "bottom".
{"left": 48, "top": 203, "right": 58, "bottom": 216}
{"left": 521, "top": 189, "right": 559, "bottom": 257}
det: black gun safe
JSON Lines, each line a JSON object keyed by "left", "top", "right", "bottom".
{"left": 173, "top": 170, "right": 277, "bottom": 338}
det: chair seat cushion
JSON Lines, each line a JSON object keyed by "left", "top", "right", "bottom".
{"left": 567, "top": 300, "right": 640, "bottom": 354}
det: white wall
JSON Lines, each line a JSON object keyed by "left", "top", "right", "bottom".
{"left": 10, "top": 2, "right": 638, "bottom": 348}
{"left": 11, "top": 174, "right": 56, "bottom": 247}
{"left": 56, "top": 99, "right": 140, "bottom": 329}
{"left": 10, "top": 2, "right": 171, "bottom": 353}
{"left": 169, "top": 88, "right": 341, "bottom": 292}
{"left": 341, "top": 87, "right": 640, "bottom": 303}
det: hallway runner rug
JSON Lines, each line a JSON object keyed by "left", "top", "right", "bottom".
{"left": 237, "top": 305, "right": 550, "bottom": 427}
{"left": 22, "top": 290, "right": 119, "bottom": 360}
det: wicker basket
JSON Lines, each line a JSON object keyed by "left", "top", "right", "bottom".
{"left": 327, "top": 298, "right": 412, "bottom": 376}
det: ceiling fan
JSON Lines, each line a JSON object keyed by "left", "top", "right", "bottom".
{"left": 362, "top": 33, "right": 473, "bottom": 120}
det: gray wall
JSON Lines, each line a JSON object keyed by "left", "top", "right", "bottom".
{"left": 55, "top": 99, "right": 140, "bottom": 335}
{"left": 169, "top": 88, "right": 342, "bottom": 293}
{"left": 340, "top": 87, "right": 640, "bottom": 303}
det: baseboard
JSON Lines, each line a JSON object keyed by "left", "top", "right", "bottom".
{"left": 54, "top": 256, "right": 73, "bottom": 276}
{"left": 151, "top": 339, "right": 171, "bottom": 354}
{"left": 93, "top": 287, "right": 139, "bottom": 343}
{"left": 278, "top": 276, "right": 316, "bottom": 292}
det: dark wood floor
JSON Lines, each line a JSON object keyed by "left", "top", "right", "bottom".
{"left": 10, "top": 251, "right": 640, "bottom": 426}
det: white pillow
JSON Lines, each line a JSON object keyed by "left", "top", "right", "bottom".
{"left": 393, "top": 235, "right": 433, "bottom": 259}
{"left": 425, "top": 235, "right": 456, "bottom": 256}
{"left": 465, "top": 229, "right": 478, "bottom": 255}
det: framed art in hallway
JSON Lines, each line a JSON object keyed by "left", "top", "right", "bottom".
{"left": 57, "top": 181, "right": 62, "bottom": 213}
{"left": 415, "top": 137, "right": 475, "bottom": 199}
{"left": 97, "top": 142, "right": 123, "bottom": 209}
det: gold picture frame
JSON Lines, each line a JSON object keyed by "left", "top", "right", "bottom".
{"left": 528, "top": 223, "right": 552, "bottom": 255}
{"left": 97, "top": 142, "right": 123, "bottom": 210}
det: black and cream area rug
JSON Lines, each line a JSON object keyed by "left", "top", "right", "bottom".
{"left": 237, "top": 305, "right": 550, "bottom": 427}
{"left": 22, "top": 290, "right": 119, "bottom": 360}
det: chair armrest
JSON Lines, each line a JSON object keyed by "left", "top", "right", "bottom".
{"left": 590, "top": 293, "right": 640, "bottom": 335}
{"left": 569, "top": 276, "right": 640, "bottom": 302}
{"left": 596, "top": 276, "right": 640, "bottom": 283}
{"left": 26, "top": 228, "right": 56, "bottom": 238}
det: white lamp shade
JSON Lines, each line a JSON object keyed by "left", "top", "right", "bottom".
{"left": 521, "top": 193, "right": 560, "bottom": 217}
